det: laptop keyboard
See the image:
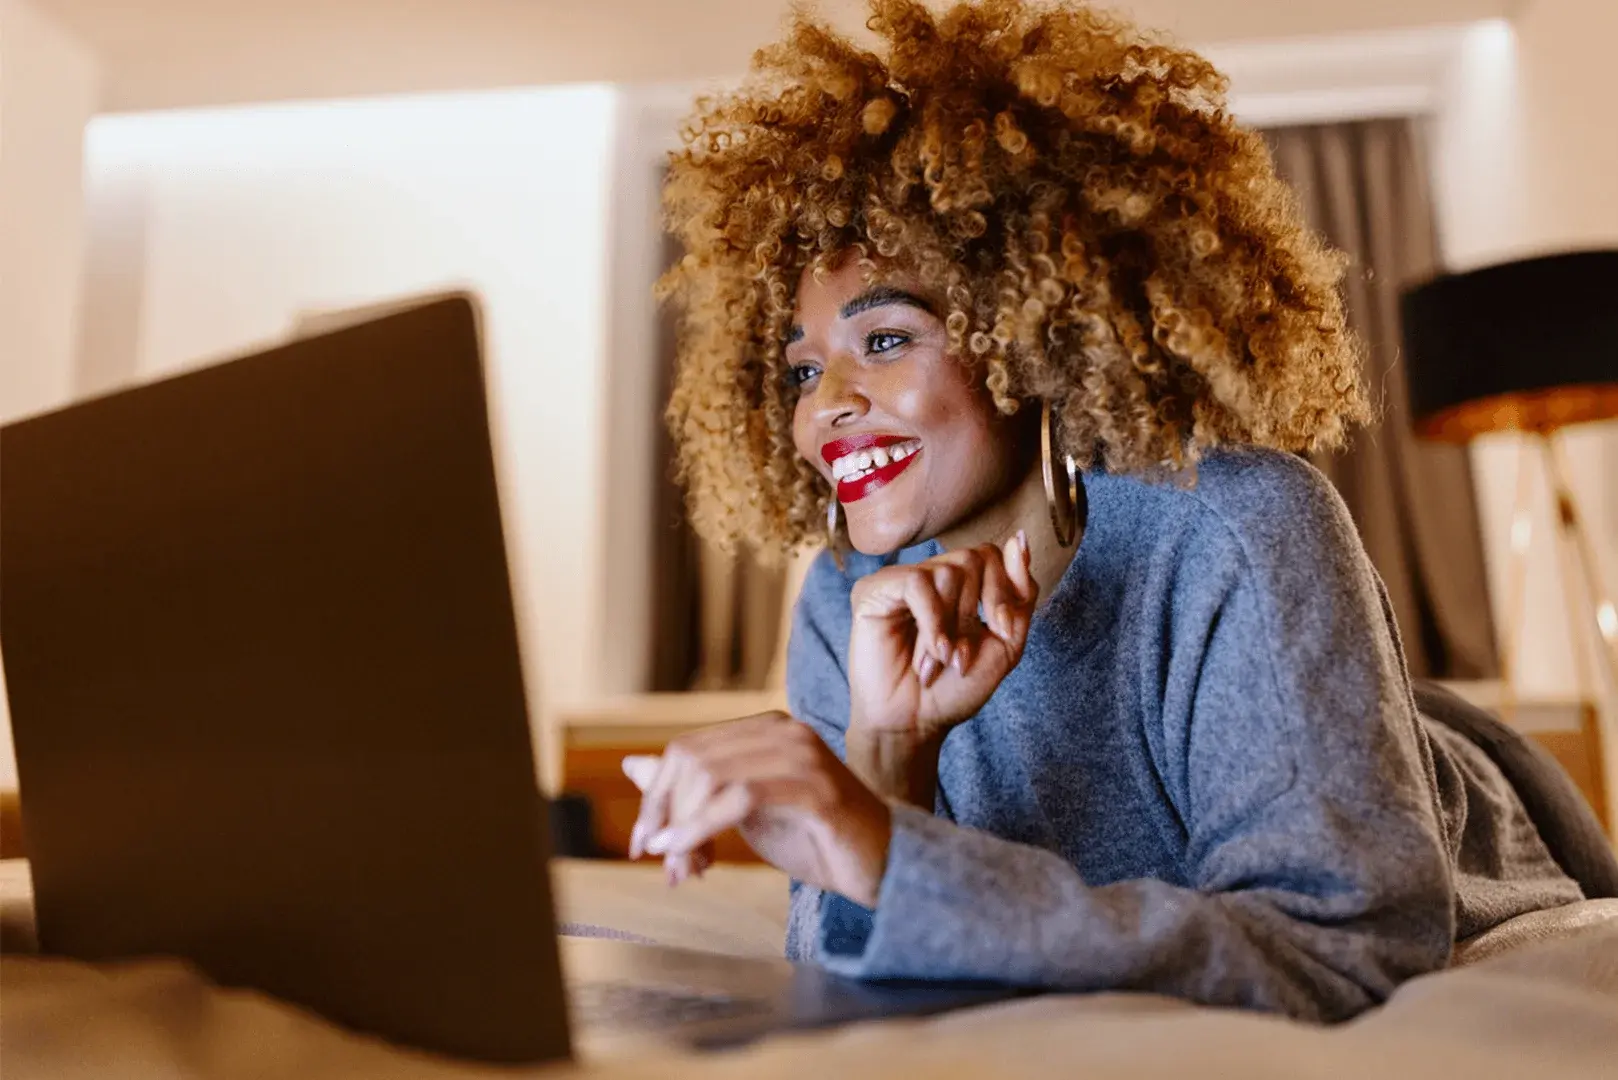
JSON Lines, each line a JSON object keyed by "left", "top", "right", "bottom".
{"left": 570, "top": 981, "right": 772, "bottom": 1031}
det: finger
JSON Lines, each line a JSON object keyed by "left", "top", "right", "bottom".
{"left": 850, "top": 566, "right": 923, "bottom": 620}
{"left": 998, "top": 582, "right": 1036, "bottom": 664}
{"left": 665, "top": 849, "right": 695, "bottom": 886}
{"left": 927, "top": 562, "right": 964, "bottom": 659}
{"left": 941, "top": 550, "right": 984, "bottom": 673}
{"left": 655, "top": 720, "right": 823, "bottom": 855}
{"left": 648, "top": 782, "right": 756, "bottom": 857}
{"left": 901, "top": 571, "right": 951, "bottom": 677}
{"left": 1003, "top": 530, "right": 1037, "bottom": 607}
{"left": 974, "top": 545, "right": 1017, "bottom": 642}
{"left": 621, "top": 754, "right": 661, "bottom": 791}
{"left": 630, "top": 752, "right": 686, "bottom": 860}
{"left": 665, "top": 844, "right": 714, "bottom": 885}
{"left": 691, "top": 841, "right": 715, "bottom": 878}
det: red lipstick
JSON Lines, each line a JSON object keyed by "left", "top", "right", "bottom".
{"left": 821, "top": 434, "right": 922, "bottom": 504}
{"left": 820, "top": 433, "right": 906, "bottom": 464}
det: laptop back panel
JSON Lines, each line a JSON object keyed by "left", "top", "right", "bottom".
{"left": 1, "top": 296, "right": 570, "bottom": 1064}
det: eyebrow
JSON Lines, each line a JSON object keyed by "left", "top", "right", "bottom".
{"left": 786, "top": 285, "right": 936, "bottom": 344}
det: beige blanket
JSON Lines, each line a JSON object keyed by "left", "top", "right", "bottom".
{"left": 5, "top": 858, "right": 1618, "bottom": 1079}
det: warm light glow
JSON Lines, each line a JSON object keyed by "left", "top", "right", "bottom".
{"left": 1599, "top": 601, "right": 1618, "bottom": 644}
{"left": 1415, "top": 384, "right": 1618, "bottom": 442}
{"left": 1510, "top": 512, "right": 1533, "bottom": 553}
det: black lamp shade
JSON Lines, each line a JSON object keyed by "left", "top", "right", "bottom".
{"left": 1399, "top": 249, "right": 1618, "bottom": 441}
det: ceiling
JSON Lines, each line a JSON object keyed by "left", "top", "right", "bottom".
{"left": 32, "top": 0, "right": 1518, "bottom": 113}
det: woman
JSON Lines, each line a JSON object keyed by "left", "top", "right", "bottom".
{"left": 624, "top": 0, "right": 1588, "bottom": 1021}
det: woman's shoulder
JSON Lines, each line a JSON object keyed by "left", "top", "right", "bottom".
{"left": 1085, "top": 447, "right": 1366, "bottom": 603}
{"left": 1185, "top": 447, "right": 1344, "bottom": 520}
{"left": 1168, "top": 449, "right": 1375, "bottom": 615}
{"left": 1107, "top": 447, "right": 1355, "bottom": 550}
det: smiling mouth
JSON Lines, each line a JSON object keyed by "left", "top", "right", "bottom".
{"left": 823, "top": 436, "right": 924, "bottom": 504}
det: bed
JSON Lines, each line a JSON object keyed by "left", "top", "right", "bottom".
{"left": 4, "top": 857, "right": 1618, "bottom": 1079}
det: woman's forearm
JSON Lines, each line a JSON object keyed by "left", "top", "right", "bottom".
{"left": 844, "top": 721, "right": 944, "bottom": 809}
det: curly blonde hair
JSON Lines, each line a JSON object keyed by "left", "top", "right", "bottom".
{"left": 659, "top": 0, "right": 1367, "bottom": 554}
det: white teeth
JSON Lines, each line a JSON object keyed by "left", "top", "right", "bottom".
{"left": 830, "top": 439, "right": 922, "bottom": 483}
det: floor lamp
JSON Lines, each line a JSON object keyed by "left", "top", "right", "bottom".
{"left": 1401, "top": 249, "right": 1618, "bottom": 831}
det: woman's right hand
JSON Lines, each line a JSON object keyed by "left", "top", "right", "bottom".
{"left": 847, "top": 532, "right": 1038, "bottom": 748}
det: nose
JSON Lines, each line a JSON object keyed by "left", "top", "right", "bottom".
{"left": 810, "top": 355, "right": 869, "bottom": 430}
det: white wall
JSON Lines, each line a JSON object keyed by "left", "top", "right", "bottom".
{"left": 28, "top": 0, "right": 1513, "bottom": 114}
{"left": 0, "top": 0, "right": 99, "bottom": 791}
{"left": 1429, "top": 6, "right": 1618, "bottom": 816}
{"left": 78, "top": 88, "right": 617, "bottom": 784}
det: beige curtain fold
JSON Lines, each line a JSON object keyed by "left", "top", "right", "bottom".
{"left": 1266, "top": 118, "right": 1499, "bottom": 679}
{"left": 648, "top": 223, "right": 788, "bottom": 693}
{"left": 688, "top": 541, "right": 788, "bottom": 691}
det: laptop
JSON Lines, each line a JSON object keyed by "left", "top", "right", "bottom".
{"left": 0, "top": 294, "right": 1023, "bottom": 1064}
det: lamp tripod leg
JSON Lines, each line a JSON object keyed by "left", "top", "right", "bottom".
{"left": 1543, "top": 431, "right": 1615, "bottom": 835}
{"left": 1498, "top": 436, "right": 1538, "bottom": 724}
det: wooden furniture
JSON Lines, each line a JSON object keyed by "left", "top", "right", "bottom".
{"left": 1437, "top": 681, "right": 1610, "bottom": 836}
{"left": 0, "top": 790, "right": 24, "bottom": 861}
{"left": 557, "top": 690, "right": 784, "bottom": 863}
{"left": 1533, "top": 711, "right": 1609, "bottom": 831}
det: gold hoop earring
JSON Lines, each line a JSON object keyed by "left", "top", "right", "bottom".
{"left": 1041, "top": 400, "right": 1086, "bottom": 548}
{"left": 826, "top": 496, "right": 844, "bottom": 568}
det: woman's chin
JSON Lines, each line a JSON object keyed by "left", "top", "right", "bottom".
{"left": 846, "top": 514, "right": 928, "bottom": 557}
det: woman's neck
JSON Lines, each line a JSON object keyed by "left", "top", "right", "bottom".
{"left": 935, "top": 459, "right": 1078, "bottom": 605}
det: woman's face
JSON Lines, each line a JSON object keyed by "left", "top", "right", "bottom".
{"left": 788, "top": 258, "right": 1024, "bottom": 555}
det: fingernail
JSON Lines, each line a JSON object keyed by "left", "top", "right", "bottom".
{"left": 951, "top": 645, "right": 964, "bottom": 674}
{"left": 935, "top": 635, "right": 951, "bottom": 662}
{"left": 621, "top": 755, "right": 657, "bottom": 789}
{"left": 646, "top": 828, "right": 675, "bottom": 856}
{"left": 920, "top": 655, "right": 941, "bottom": 686}
{"left": 996, "top": 604, "right": 1012, "bottom": 636}
{"left": 629, "top": 822, "right": 645, "bottom": 860}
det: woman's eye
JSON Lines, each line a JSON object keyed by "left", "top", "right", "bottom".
{"left": 867, "top": 331, "right": 910, "bottom": 354}
{"left": 788, "top": 363, "right": 821, "bottom": 388}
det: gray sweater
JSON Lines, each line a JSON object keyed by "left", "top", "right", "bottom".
{"left": 783, "top": 448, "right": 1581, "bottom": 1022}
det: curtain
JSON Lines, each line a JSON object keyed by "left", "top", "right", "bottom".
{"left": 647, "top": 228, "right": 788, "bottom": 693}
{"left": 1265, "top": 118, "right": 1499, "bottom": 679}
{"left": 689, "top": 542, "right": 788, "bottom": 691}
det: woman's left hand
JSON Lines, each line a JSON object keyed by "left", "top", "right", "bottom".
{"left": 621, "top": 713, "right": 892, "bottom": 907}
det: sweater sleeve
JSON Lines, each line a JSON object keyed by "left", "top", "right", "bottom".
{"left": 780, "top": 551, "right": 857, "bottom": 963}
{"left": 802, "top": 475, "right": 1458, "bottom": 1022}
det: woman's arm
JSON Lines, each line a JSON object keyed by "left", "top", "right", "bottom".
{"left": 801, "top": 480, "right": 1458, "bottom": 1021}
{"left": 843, "top": 726, "right": 945, "bottom": 808}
